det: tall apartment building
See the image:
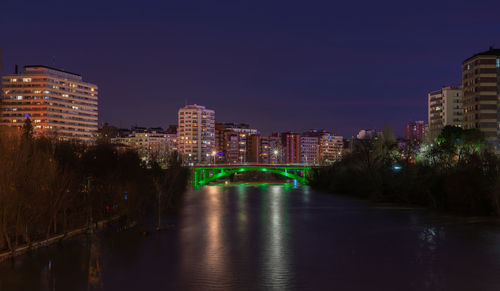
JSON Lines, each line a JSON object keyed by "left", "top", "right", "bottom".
{"left": 428, "top": 86, "right": 463, "bottom": 138}
{"left": 280, "top": 132, "right": 301, "bottom": 163}
{"left": 248, "top": 135, "right": 281, "bottom": 163}
{"left": 1, "top": 65, "right": 98, "bottom": 141}
{"left": 215, "top": 122, "right": 258, "bottom": 163}
{"left": 319, "top": 134, "right": 343, "bottom": 164}
{"left": 404, "top": 120, "right": 426, "bottom": 142}
{"left": 178, "top": 104, "right": 215, "bottom": 164}
{"left": 462, "top": 47, "right": 500, "bottom": 145}
{"left": 300, "top": 135, "right": 320, "bottom": 164}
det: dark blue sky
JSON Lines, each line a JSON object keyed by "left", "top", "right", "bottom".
{"left": 1, "top": 0, "right": 499, "bottom": 137}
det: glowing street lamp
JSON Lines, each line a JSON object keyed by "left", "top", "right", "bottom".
{"left": 211, "top": 150, "right": 216, "bottom": 164}
{"left": 273, "top": 149, "right": 279, "bottom": 164}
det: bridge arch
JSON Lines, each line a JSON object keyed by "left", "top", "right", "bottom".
{"left": 192, "top": 165, "right": 312, "bottom": 188}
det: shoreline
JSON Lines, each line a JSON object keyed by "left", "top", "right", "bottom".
{"left": 0, "top": 216, "right": 120, "bottom": 263}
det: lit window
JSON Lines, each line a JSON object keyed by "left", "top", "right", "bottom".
{"left": 497, "top": 59, "right": 500, "bottom": 68}
{"left": 22, "top": 78, "right": 31, "bottom": 82}
{"left": 10, "top": 79, "right": 17, "bottom": 82}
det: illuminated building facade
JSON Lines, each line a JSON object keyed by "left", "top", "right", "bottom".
{"left": 111, "top": 127, "right": 172, "bottom": 163}
{"left": 280, "top": 132, "right": 301, "bottom": 163}
{"left": 319, "top": 134, "right": 343, "bottom": 164}
{"left": 1, "top": 65, "right": 98, "bottom": 141}
{"left": 462, "top": 47, "right": 500, "bottom": 145}
{"left": 215, "top": 122, "right": 258, "bottom": 163}
{"left": 248, "top": 134, "right": 281, "bottom": 163}
{"left": 404, "top": 120, "right": 426, "bottom": 142}
{"left": 300, "top": 135, "right": 320, "bottom": 164}
{"left": 178, "top": 104, "right": 215, "bottom": 164}
{"left": 428, "top": 86, "right": 463, "bottom": 139}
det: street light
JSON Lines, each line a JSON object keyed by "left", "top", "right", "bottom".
{"left": 212, "top": 150, "right": 216, "bottom": 164}
{"left": 273, "top": 149, "right": 279, "bottom": 164}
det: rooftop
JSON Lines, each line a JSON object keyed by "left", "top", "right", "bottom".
{"left": 463, "top": 47, "right": 500, "bottom": 63}
{"left": 24, "top": 65, "right": 81, "bottom": 77}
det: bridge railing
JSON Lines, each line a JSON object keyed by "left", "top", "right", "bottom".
{"left": 189, "top": 162, "right": 321, "bottom": 167}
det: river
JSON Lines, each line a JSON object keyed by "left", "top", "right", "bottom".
{"left": 2, "top": 183, "right": 500, "bottom": 290}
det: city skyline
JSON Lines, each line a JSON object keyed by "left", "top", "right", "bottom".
{"left": 2, "top": 0, "right": 500, "bottom": 137}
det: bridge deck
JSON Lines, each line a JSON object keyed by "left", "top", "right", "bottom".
{"left": 191, "top": 163, "right": 320, "bottom": 169}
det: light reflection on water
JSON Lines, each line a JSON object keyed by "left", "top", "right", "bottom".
{"left": 262, "top": 185, "right": 291, "bottom": 290}
{"left": 2, "top": 183, "right": 500, "bottom": 290}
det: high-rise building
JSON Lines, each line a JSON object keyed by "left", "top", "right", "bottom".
{"left": 300, "top": 135, "right": 320, "bottom": 164}
{"left": 1, "top": 65, "right": 98, "bottom": 141}
{"left": 319, "top": 134, "right": 343, "bottom": 164}
{"left": 428, "top": 85, "right": 463, "bottom": 138}
{"left": 215, "top": 122, "right": 258, "bottom": 163}
{"left": 177, "top": 104, "right": 215, "bottom": 164}
{"left": 280, "top": 132, "right": 301, "bottom": 163}
{"left": 462, "top": 47, "right": 500, "bottom": 145}
{"left": 248, "top": 134, "right": 281, "bottom": 163}
{"left": 404, "top": 120, "right": 426, "bottom": 142}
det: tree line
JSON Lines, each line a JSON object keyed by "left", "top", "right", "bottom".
{"left": 0, "top": 119, "right": 189, "bottom": 255}
{"left": 311, "top": 125, "right": 500, "bottom": 216}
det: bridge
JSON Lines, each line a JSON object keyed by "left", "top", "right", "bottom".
{"left": 190, "top": 164, "right": 316, "bottom": 188}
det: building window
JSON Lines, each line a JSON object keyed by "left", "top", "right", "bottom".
{"left": 497, "top": 58, "right": 500, "bottom": 68}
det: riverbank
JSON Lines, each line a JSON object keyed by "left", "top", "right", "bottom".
{"left": 0, "top": 216, "right": 121, "bottom": 263}
{"left": 310, "top": 153, "right": 500, "bottom": 217}
{"left": 310, "top": 126, "right": 500, "bottom": 217}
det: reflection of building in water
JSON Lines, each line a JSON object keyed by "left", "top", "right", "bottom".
{"left": 87, "top": 238, "right": 104, "bottom": 290}
{"left": 416, "top": 223, "right": 445, "bottom": 289}
{"left": 41, "top": 260, "right": 55, "bottom": 290}
{"left": 237, "top": 185, "right": 248, "bottom": 235}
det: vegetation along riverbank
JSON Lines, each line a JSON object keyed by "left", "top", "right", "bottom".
{"left": 311, "top": 125, "right": 500, "bottom": 216}
{"left": 0, "top": 119, "right": 189, "bottom": 260}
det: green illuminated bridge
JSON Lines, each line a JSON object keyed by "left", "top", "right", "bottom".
{"left": 191, "top": 164, "right": 317, "bottom": 188}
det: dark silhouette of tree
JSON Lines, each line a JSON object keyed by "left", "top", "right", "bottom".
{"left": 21, "top": 118, "right": 33, "bottom": 140}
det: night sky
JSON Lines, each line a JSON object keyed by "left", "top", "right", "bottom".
{"left": 1, "top": 0, "right": 500, "bottom": 137}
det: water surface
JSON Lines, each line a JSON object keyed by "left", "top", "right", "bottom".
{"left": 2, "top": 184, "right": 500, "bottom": 290}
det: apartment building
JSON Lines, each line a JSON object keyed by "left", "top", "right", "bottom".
{"left": 404, "top": 120, "right": 426, "bottom": 142}
{"left": 319, "top": 134, "right": 343, "bottom": 164}
{"left": 215, "top": 122, "right": 258, "bottom": 163}
{"left": 1, "top": 65, "right": 98, "bottom": 141}
{"left": 428, "top": 86, "right": 463, "bottom": 138}
{"left": 177, "top": 104, "right": 215, "bottom": 164}
{"left": 462, "top": 47, "right": 500, "bottom": 145}
{"left": 248, "top": 134, "right": 281, "bottom": 163}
